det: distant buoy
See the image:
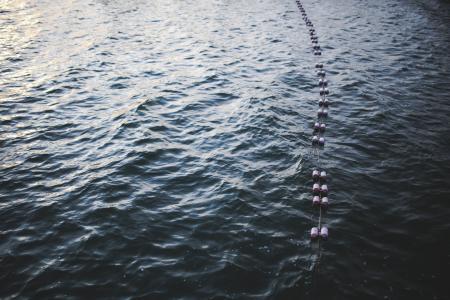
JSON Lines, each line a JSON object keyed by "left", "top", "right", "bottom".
{"left": 320, "top": 171, "right": 327, "bottom": 181}
{"left": 320, "top": 123, "right": 326, "bottom": 132}
{"left": 314, "top": 122, "right": 320, "bottom": 131}
{"left": 318, "top": 137, "right": 325, "bottom": 146}
{"left": 312, "top": 135, "right": 319, "bottom": 145}
{"left": 321, "top": 197, "right": 329, "bottom": 208}
{"left": 315, "top": 63, "right": 323, "bottom": 68}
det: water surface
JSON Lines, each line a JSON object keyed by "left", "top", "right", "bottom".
{"left": 1, "top": 0, "right": 450, "bottom": 299}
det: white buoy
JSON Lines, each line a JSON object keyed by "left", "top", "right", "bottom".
{"left": 310, "top": 227, "right": 319, "bottom": 239}
{"left": 312, "top": 195, "right": 320, "bottom": 206}
{"left": 318, "top": 137, "right": 325, "bottom": 146}
{"left": 321, "top": 196, "right": 329, "bottom": 208}
{"left": 320, "top": 123, "right": 326, "bottom": 132}
{"left": 320, "top": 171, "right": 327, "bottom": 181}
{"left": 320, "top": 184, "right": 328, "bottom": 195}
{"left": 312, "top": 169, "right": 320, "bottom": 180}
{"left": 320, "top": 227, "right": 328, "bottom": 239}
{"left": 312, "top": 135, "right": 319, "bottom": 145}
{"left": 314, "top": 122, "right": 320, "bottom": 131}
{"left": 313, "top": 183, "right": 320, "bottom": 194}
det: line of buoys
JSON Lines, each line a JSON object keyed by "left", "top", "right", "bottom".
{"left": 295, "top": 0, "right": 329, "bottom": 241}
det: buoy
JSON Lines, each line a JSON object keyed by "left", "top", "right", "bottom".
{"left": 320, "top": 123, "right": 326, "bottom": 132}
{"left": 317, "top": 108, "right": 324, "bottom": 117}
{"left": 322, "top": 108, "right": 328, "bottom": 117}
{"left": 313, "top": 195, "right": 320, "bottom": 206}
{"left": 320, "top": 184, "right": 328, "bottom": 195}
{"left": 320, "top": 171, "right": 327, "bottom": 181}
{"left": 312, "top": 135, "right": 319, "bottom": 145}
{"left": 314, "top": 51, "right": 321, "bottom": 56}
{"left": 319, "top": 99, "right": 324, "bottom": 106}
{"left": 314, "top": 122, "right": 320, "bottom": 131}
{"left": 320, "top": 227, "right": 328, "bottom": 239}
{"left": 318, "top": 137, "right": 325, "bottom": 146}
{"left": 310, "top": 227, "right": 319, "bottom": 239}
{"left": 323, "top": 99, "right": 330, "bottom": 107}
{"left": 321, "top": 196, "right": 329, "bottom": 208}
{"left": 315, "top": 63, "right": 323, "bottom": 68}
{"left": 319, "top": 79, "right": 328, "bottom": 86}
{"left": 313, "top": 183, "right": 320, "bottom": 194}
{"left": 317, "top": 70, "right": 326, "bottom": 77}
{"left": 312, "top": 169, "right": 320, "bottom": 180}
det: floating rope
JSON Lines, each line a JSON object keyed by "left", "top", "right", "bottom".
{"left": 294, "top": 0, "right": 330, "bottom": 241}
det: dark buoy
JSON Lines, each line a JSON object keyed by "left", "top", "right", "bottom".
{"left": 319, "top": 99, "right": 324, "bottom": 106}
{"left": 319, "top": 79, "right": 328, "bottom": 86}
{"left": 323, "top": 99, "right": 330, "bottom": 107}
{"left": 312, "top": 135, "right": 319, "bottom": 145}
{"left": 315, "top": 63, "right": 323, "bottom": 68}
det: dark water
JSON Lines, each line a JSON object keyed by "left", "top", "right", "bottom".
{"left": 1, "top": 0, "right": 450, "bottom": 299}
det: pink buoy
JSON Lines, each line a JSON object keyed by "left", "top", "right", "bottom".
{"left": 312, "top": 169, "right": 320, "bottom": 180}
{"left": 320, "top": 171, "right": 327, "bottom": 181}
{"left": 318, "top": 137, "right": 325, "bottom": 146}
{"left": 321, "top": 196, "right": 329, "bottom": 208}
{"left": 314, "top": 122, "right": 320, "bottom": 131}
{"left": 313, "top": 183, "right": 320, "bottom": 194}
{"left": 310, "top": 227, "right": 319, "bottom": 239}
{"left": 320, "top": 123, "right": 326, "bottom": 132}
{"left": 320, "top": 227, "right": 328, "bottom": 239}
{"left": 312, "top": 195, "right": 320, "bottom": 206}
{"left": 320, "top": 184, "right": 328, "bottom": 195}
{"left": 312, "top": 135, "right": 319, "bottom": 145}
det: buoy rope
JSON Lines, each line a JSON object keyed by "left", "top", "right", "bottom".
{"left": 294, "top": 0, "right": 330, "bottom": 243}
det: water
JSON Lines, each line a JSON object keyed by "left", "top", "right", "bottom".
{"left": 1, "top": 0, "right": 450, "bottom": 298}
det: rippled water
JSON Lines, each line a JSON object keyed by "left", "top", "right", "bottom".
{"left": 1, "top": 0, "right": 450, "bottom": 298}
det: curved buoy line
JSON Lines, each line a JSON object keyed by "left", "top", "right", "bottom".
{"left": 295, "top": 0, "right": 330, "bottom": 242}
